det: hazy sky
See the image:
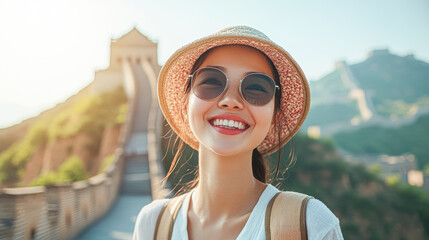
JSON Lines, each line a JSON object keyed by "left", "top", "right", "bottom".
{"left": 1, "top": 0, "right": 428, "bottom": 128}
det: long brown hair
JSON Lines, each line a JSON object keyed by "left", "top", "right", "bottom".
{"left": 163, "top": 45, "right": 295, "bottom": 194}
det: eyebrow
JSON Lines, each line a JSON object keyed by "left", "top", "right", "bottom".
{"left": 206, "top": 65, "right": 263, "bottom": 76}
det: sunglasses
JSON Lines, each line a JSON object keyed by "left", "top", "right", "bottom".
{"left": 189, "top": 67, "right": 279, "bottom": 106}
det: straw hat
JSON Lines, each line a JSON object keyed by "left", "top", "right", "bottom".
{"left": 158, "top": 26, "right": 310, "bottom": 155}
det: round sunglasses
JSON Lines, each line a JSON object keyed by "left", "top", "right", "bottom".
{"left": 189, "top": 67, "right": 279, "bottom": 106}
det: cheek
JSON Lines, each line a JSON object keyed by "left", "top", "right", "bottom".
{"left": 251, "top": 101, "right": 275, "bottom": 134}
{"left": 187, "top": 94, "right": 211, "bottom": 133}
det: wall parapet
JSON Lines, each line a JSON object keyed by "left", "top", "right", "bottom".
{"left": 141, "top": 59, "right": 171, "bottom": 199}
{"left": 0, "top": 28, "right": 165, "bottom": 239}
{"left": 0, "top": 148, "right": 125, "bottom": 240}
{"left": 0, "top": 82, "right": 135, "bottom": 239}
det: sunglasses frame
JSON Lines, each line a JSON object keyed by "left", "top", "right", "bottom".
{"left": 189, "top": 67, "right": 280, "bottom": 106}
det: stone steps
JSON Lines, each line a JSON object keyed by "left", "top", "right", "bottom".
{"left": 121, "top": 155, "right": 152, "bottom": 195}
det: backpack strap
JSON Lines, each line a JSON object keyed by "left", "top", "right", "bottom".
{"left": 265, "top": 191, "right": 313, "bottom": 240}
{"left": 154, "top": 193, "right": 188, "bottom": 240}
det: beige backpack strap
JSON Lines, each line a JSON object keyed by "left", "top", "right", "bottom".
{"left": 265, "top": 191, "right": 313, "bottom": 240}
{"left": 154, "top": 193, "right": 188, "bottom": 240}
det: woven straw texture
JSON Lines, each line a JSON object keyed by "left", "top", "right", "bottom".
{"left": 158, "top": 26, "right": 310, "bottom": 155}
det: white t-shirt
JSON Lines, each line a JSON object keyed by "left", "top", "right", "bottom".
{"left": 133, "top": 184, "right": 343, "bottom": 239}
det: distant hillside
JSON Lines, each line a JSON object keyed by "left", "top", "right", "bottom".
{"left": 162, "top": 133, "right": 429, "bottom": 239}
{"left": 351, "top": 50, "right": 429, "bottom": 115}
{"left": 333, "top": 112, "right": 429, "bottom": 170}
{"left": 304, "top": 49, "right": 429, "bottom": 132}
{"left": 0, "top": 84, "right": 92, "bottom": 153}
{"left": 0, "top": 86, "right": 128, "bottom": 187}
{"left": 282, "top": 135, "right": 429, "bottom": 240}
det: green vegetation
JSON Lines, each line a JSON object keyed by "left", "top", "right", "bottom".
{"left": 0, "top": 86, "right": 128, "bottom": 187}
{"left": 285, "top": 135, "right": 429, "bottom": 239}
{"left": 303, "top": 100, "right": 360, "bottom": 128}
{"left": 0, "top": 122, "right": 49, "bottom": 186}
{"left": 57, "top": 155, "right": 88, "bottom": 181}
{"left": 376, "top": 99, "right": 417, "bottom": 116}
{"left": 376, "top": 96, "right": 429, "bottom": 117}
{"left": 310, "top": 69, "right": 350, "bottom": 106}
{"left": 48, "top": 86, "right": 128, "bottom": 143}
{"left": 29, "top": 172, "right": 58, "bottom": 187}
{"left": 309, "top": 51, "right": 429, "bottom": 124}
{"left": 99, "top": 154, "right": 115, "bottom": 173}
{"left": 116, "top": 103, "right": 129, "bottom": 124}
{"left": 333, "top": 113, "right": 429, "bottom": 169}
{"left": 424, "top": 165, "right": 429, "bottom": 175}
{"left": 30, "top": 155, "right": 88, "bottom": 186}
{"left": 385, "top": 174, "right": 401, "bottom": 186}
{"left": 162, "top": 133, "right": 429, "bottom": 239}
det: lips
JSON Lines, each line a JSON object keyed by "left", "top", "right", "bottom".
{"left": 208, "top": 114, "right": 250, "bottom": 135}
{"left": 212, "top": 119, "right": 246, "bottom": 130}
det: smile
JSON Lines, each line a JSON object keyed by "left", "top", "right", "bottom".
{"left": 207, "top": 114, "right": 250, "bottom": 135}
{"left": 210, "top": 119, "right": 248, "bottom": 130}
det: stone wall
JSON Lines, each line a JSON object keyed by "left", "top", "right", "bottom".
{"left": 0, "top": 27, "right": 167, "bottom": 239}
{"left": 0, "top": 78, "right": 134, "bottom": 239}
{"left": 0, "top": 149, "right": 125, "bottom": 240}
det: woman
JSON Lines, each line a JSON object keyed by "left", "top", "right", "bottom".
{"left": 133, "top": 26, "right": 343, "bottom": 240}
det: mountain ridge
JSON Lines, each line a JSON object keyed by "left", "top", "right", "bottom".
{"left": 304, "top": 49, "right": 429, "bottom": 136}
{"left": 0, "top": 82, "right": 94, "bottom": 153}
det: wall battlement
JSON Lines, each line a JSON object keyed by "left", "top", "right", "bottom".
{"left": 0, "top": 27, "right": 168, "bottom": 239}
{"left": 0, "top": 149, "right": 124, "bottom": 240}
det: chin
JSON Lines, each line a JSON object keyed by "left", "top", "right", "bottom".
{"left": 211, "top": 148, "right": 243, "bottom": 157}
{"left": 203, "top": 141, "right": 255, "bottom": 157}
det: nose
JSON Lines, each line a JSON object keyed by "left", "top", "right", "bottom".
{"left": 218, "top": 82, "right": 244, "bottom": 110}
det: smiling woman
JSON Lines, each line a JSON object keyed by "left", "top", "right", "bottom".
{"left": 187, "top": 45, "right": 276, "bottom": 157}
{"left": 133, "top": 26, "right": 343, "bottom": 240}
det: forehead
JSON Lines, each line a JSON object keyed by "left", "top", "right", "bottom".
{"left": 199, "top": 45, "right": 274, "bottom": 78}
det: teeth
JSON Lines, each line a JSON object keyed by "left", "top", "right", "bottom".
{"left": 228, "top": 120, "right": 234, "bottom": 127}
{"left": 212, "top": 119, "right": 246, "bottom": 130}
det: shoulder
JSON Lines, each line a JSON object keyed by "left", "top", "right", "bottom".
{"left": 306, "top": 198, "right": 344, "bottom": 240}
{"left": 133, "top": 198, "right": 169, "bottom": 240}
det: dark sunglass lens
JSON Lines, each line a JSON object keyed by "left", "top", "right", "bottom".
{"left": 192, "top": 68, "right": 227, "bottom": 100}
{"left": 241, "top": 74, "right": 276, "bottom": 106}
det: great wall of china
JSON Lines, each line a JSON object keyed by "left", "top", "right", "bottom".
{"left": 2, "top": 30, "right": 428, "bottom": 240}
{"left": 0, "top": 28, "right": 168, "bottom": 240}
{"left": 314, "top": 57, "right": 429, "bottom": 136}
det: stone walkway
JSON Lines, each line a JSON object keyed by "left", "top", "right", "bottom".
{"left": 74, "top": 57, "right": 158, "bottom": 240}
{"left": 74, "top": 194, "right": 152, "bottom": 240}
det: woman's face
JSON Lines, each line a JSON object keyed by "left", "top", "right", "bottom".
{"left": 187, "top": 45, "right": 275, "bottom": 156}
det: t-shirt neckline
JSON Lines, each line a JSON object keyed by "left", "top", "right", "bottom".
{"left": 176, "top": 184, "right": 279, "bottom": 239}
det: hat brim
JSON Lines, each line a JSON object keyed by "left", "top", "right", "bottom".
{"left": 158, "top": 33, "right": 310, "bottom": 156}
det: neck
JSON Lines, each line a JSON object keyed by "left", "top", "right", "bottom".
{"left": 191, "top": 146, "right": 266, "bottom": 220}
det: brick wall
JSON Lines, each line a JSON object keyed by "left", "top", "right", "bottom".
{"left": 0, "top": 151, "right": 125, "bottom": 240}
